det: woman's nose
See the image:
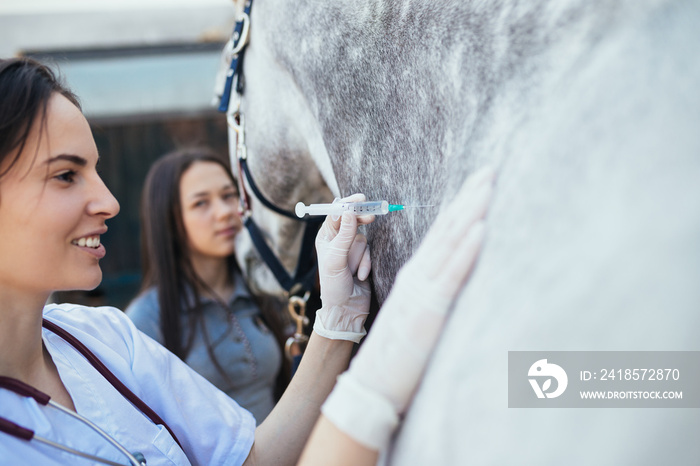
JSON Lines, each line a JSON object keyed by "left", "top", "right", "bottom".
{"left": 88, "top": 175, "right": 120, "bottom": 219}
{"left": 215, "top": 197, "right": 236, "bottom": 219}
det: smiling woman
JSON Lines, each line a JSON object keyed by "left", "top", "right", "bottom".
{"left": 0, "top": 64, "right": 119, "bottom": 296}
{"left": 0, "top": 57, "right": 493, "bottom": 466}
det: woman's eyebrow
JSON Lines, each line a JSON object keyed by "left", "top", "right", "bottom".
{"left": 188, "top": 191, "right": 210, "bottom": 201}
{"left": 45, "top": 154, "right": 88, "bottom": 166}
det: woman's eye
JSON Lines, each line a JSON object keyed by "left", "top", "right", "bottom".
{"left": 194, "top": 200, "right": 208, "bottom": 208}
{"left": 55, "top": 170, "right": 76, "bottom": 183}
{"left": 223, "top": 192, "right": 239, "bottom": 201}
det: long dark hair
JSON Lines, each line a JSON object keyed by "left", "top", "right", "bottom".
{"left": 0, "top": 58, "right": 80, "bottom": 181}
{"left": 137, "top": 147, "right": 289, "bottom": 396}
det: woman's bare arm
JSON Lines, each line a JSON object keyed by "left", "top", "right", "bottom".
{"left": 244, "top": 334, "right": 354, "bottom": 466}
{"left": 244, "top": 199, "right": 374, "bottom": 466}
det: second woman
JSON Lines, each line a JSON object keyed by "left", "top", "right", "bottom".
{"left": 126, "top": 148, "right": 286, "bottom": 424}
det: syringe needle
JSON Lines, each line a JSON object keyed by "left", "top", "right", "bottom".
{"left": 388, "top": 204, "right": 434, "bottom": 212}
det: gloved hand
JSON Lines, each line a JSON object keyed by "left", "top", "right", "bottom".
{"left": 322, "top": 166, "right": 496, "bottom": 450}
{"left": 313, "top": 194, "right": 375, "bottom": 343}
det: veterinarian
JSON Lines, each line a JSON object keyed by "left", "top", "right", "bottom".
{"left": 0, "top": 57, "right": 493, "bottom": 465}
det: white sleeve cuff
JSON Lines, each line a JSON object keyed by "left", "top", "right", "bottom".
{"left": 321, "top": 373, "right": 399, "bottom": 451}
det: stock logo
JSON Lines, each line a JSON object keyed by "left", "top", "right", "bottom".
{"left": 528, "top": 359, "right": 568, "bottom": 399}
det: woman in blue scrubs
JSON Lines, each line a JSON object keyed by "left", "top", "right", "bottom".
{"left": 126, "top": 148, "right": 286, "bottom": 425}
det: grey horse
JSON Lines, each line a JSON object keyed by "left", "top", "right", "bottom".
{"left": 217, "top": 0, "right": 700, "bottom": 463}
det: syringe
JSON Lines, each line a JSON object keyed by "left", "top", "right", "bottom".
{"left": 295, "top": 200, "right": 406, "bottom": 218}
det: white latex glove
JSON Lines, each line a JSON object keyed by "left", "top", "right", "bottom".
{"left": 322, "top": 166, "right": 496, "bottom": 450}
{"left": 313, "top": 194, "right": 375, "bottom": 343}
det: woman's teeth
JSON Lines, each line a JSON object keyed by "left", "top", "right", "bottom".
{"left": 72, "top": 236, "right": 100, "bottom": 248}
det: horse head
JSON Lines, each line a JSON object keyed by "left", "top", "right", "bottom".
{"left": 216, "top": 1, "right": 338, "bottom": 298}
{"left": 218, "top": 0, "right": 480, "bottom": 303}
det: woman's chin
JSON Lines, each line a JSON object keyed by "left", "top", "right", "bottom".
{"left": 60, "top": 272, "right": 103, "bottom": 293}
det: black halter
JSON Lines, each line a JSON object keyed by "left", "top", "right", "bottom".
{"left": 218, "top": 0, "right": 324, "bottom": 297}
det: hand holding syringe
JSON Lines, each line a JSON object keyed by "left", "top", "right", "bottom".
{"left": 295, "top": 199, "right": 431, "bottom": 218}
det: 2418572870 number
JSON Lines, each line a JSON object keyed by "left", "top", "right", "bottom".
{"left": 599, "top": 368, "right": 680, "bottom": 381}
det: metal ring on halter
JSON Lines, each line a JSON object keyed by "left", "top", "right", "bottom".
{"left": 231, "top": 13, "right": 251, "bottom": 55}
{"left": 226, "top": 111, "right": 242, "bottom": 134}
{"left": 287, "top": 289, "right": 311, "bottom": 304}
{"left": 226, "top": 112, "right": 247, "bottom": 161}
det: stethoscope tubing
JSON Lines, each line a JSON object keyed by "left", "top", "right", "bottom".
{"left": 0, "top": 374, "right": 145, "bottom": 466}
{"left": 0, "top": 398, "right": 145, "bottom": 466}
{"left": 48, "top": 400, "right": 145, "bottom": 466}
{"left": 0, "top": 319, "right": 189, "bottom": 465}
{"left": 32, "top": 434, "right": 128, "bottom": 466}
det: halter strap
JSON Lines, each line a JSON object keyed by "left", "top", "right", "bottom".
{"left": 219, "top": 0, "right": 324, "bottom": 297}
{"left": 218, "top": 0, "right": 254, "bottom": 113}
{"left": 240, "top": 157, "right": 323, "bottom": 222}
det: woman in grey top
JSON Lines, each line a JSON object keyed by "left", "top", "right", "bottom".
{"left": 126, "top": 148, "right": 285, "bottom": 424}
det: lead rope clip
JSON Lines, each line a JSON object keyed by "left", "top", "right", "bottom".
{"left": 284, "top": 293, "right": 310, "bottom": 360}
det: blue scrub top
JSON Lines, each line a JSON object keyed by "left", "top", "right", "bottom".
{"left": 126, "top": 271, "right": 282, "bottom": 424}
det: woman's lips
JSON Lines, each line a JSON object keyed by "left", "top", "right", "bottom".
{"left": 216, "top": 226, "right": 239, "bottom": 237}
{"left": 74, "top": 242, "right": 106, "bottom": 259}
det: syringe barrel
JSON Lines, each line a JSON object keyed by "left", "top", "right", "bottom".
{"left": 295, "top": 200, "right": 389, "bottom": 217}
{"left": 344, "top": 200, "right": 389, "bottom": 215}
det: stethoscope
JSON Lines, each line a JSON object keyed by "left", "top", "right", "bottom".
{"left": 0, "top": 376, "right": 146, "bottom": 466}
{"left": 0, "top": 319, "right": 184, "bottom": 466}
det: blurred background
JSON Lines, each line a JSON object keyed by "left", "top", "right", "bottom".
{"left": 1, "top": 0, "right": 236, "bottom": 309}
